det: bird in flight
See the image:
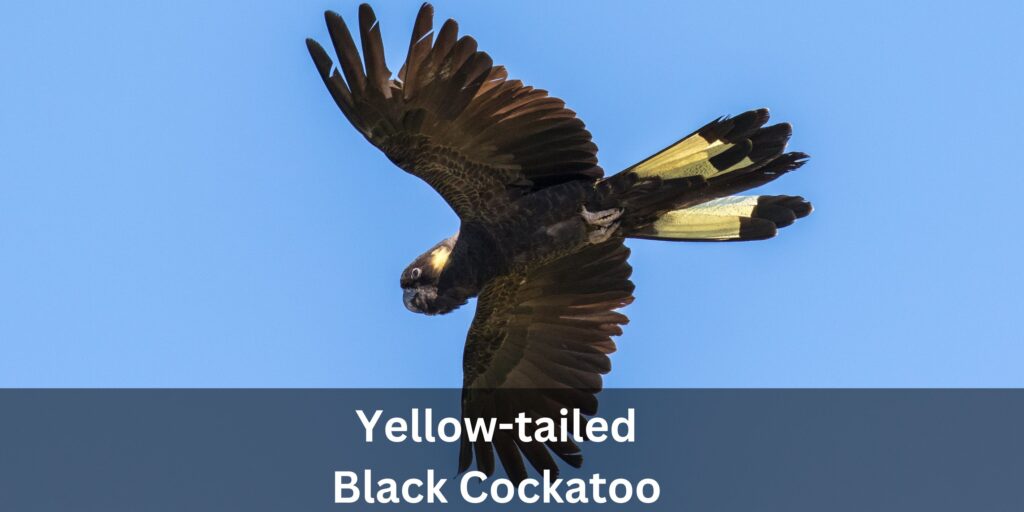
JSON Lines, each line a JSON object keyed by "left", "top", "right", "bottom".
{"left": 307, "top": 3, "right": 811, "bottom": 482}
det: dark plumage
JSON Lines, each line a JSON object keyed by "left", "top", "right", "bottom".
{"left": 307, "top": 3, "right": 812, "bottom": 482}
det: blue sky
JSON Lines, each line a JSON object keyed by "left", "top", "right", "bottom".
{"left": 1, "top": 0, "right": 1022, "bottom": 387}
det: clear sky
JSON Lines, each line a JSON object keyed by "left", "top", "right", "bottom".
{"left": 2, "top": 0, "right": 1022, "bottom": 387}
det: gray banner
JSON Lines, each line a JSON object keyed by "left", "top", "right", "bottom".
{"left": 1, "top": 390, "right": 1022, "bottom": 510}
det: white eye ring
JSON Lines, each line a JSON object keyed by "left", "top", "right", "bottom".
{"left": 410, "top": 267, "right": 422, "bottom": 279}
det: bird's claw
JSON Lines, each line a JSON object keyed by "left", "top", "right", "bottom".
{"left": 581, "top": 207, "right": 623, "bottom": 228}
{"left": 582, "top": 207, "right": 623, "bottom": 244}
{"left": 588, "top": 224, "right": 617, "bottom": 244}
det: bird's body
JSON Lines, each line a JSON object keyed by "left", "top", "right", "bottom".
{"left": 307, "top": 3, "right": 812, "bottom": 482}
{"left": 443, "top": 183, "right": 594, "bottom": 303}
{"left": 424, "top": 180, "right": 623, "bottom": 311}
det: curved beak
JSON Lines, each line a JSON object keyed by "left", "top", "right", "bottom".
{"left": 402, "top": 288, "right": 419, "bottom": 313}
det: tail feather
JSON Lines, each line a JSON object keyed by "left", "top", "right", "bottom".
{"left": 692, "top": 151, "right": 808, "bottom": 207}
{"left": 629, "top": 195, "right": 812, "bottom": 242}
{"left": 602, "top": 108, "right": 812, "bottom": 241}
{"left": 625, "top": 108, "right": 783, "bottom": 180}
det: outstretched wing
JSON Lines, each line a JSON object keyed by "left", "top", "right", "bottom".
{"left": 306, "top": 3, "right": 602, "bottom": 221}
{"left": 459, "top": 241, "right": 634, "bottom": 481}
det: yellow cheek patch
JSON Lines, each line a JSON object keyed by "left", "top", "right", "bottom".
{"left": 430, "top": 246, "right": 451, "bottom": 272}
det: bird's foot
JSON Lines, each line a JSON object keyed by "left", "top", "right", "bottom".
{"left": 581, "top": 207, "right": 623, "bottom": 228}
{"left": 587, "top": 224, "right": 618, "bottom": 244}
{"left": 582, "top": 207, "right": 623, "bottom": 244}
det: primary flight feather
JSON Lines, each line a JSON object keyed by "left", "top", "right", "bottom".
{"left": 306, "top": 3, "right": 811, "bottom": 482}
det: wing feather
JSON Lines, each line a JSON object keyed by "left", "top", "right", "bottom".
{"left": 325, "top": 11, "right": 366, "bottom": 95}
{"left": 358, "top": 5, "right": 391, "bottom": 94}
{"left": 458, "top": 241, "right": 634, "bottom": 481}
{"left": 308, "top": 4, "right": 602, "bottom": 221}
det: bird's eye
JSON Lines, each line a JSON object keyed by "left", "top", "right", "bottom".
{"left": 410, "top": 267, "right": 422, "bottom": 279}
